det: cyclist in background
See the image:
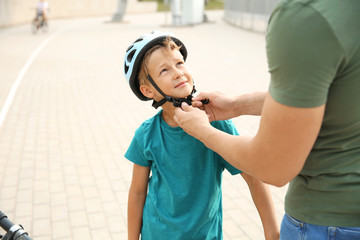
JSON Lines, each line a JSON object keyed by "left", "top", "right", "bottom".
{"left": 35, "top": 0, "right": 49, "bottom": 22}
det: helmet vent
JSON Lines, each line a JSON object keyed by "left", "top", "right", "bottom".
{"left": 126, "top": 44, "right": 133, "bottom": 52}
{"left": 124, "top": 63, "right": 129, "bottom": 74}
{"left": 127, "top": 49, "right": 136, "bottom": 62}
{"left": 134, "top": 38, "right": 143, "bottom": 43}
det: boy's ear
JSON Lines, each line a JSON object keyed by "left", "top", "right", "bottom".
{"left": 140, "top": 84, "right": 155, "bottom": 99}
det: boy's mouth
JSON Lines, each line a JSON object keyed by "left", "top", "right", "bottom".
{"left": 175, "top": 81, "right": 188, "bottom": 88}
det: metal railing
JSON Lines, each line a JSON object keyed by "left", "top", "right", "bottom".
{"left": 224, "top": 0, "right": 280, "bottom": 33}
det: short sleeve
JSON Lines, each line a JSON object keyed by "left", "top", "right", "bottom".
{"left": 266, "top": 2, "right": 344, "bottom": 108}
{"left": 124, "top": 128, "right": 152, "bottom": 167}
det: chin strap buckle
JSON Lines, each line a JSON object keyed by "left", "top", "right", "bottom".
{"left": 172, "top": 95, "right": 193, "bottom": 108}
{"left": 147, "top": 74, "right": 209, "bottom": 109}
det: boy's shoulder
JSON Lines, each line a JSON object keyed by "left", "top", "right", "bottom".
{"left": 134, "top": 111, "right": 162, "bottom": 136}
{"left": 211, "top": 119, "right": 235, "bottom": 129}
{"left": 211, "top": 119, "right": 239, "bottom": 135}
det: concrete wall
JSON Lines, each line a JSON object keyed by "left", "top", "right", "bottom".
{"left": 224, "top": 0, "right": 279, "bottom": 33}
{"left": 0, "top": 0, "right": 157, "bottom": 28}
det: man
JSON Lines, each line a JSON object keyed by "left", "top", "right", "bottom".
{"left": 174, "top": 1, "right": 360, "bottom": 239}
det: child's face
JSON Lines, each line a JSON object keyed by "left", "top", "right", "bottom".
{"left": 146, "top": 48, "right": 193, "bottom": 101}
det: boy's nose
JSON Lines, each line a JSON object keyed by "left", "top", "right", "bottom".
{"left": 174, "top": 68, "right": 183, "bottom": 78}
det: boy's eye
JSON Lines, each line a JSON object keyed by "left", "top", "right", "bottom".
{"left": 160, "top": 69, "right": 167, "bottom": 74}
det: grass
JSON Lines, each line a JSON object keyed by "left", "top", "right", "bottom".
{"left": 138, "top": 0, "right": 224, "bottom": 12}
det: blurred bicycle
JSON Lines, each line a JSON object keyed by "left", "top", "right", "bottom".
{"left": 31, "top": 0, "right": 49, "bottom": 34}
{"left": 31, "top": 15, "right": 48, "bottom": 34}
{"left": 0, "top": 211, "right": 32, "bottom": 240}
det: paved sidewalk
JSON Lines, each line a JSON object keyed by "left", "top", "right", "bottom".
{"left": 0, "top": 11, "right": 287, "bottom": 239}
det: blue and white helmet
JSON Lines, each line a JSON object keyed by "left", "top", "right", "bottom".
{"left": 124, "top": 31, "right": 188, "bottom": 101}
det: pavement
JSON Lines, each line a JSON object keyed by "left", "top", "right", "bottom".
{"left": 0, "top": 11, "right": 287, "bottom": 240}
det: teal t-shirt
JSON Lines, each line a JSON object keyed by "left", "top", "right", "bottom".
{"left": 125, "top": 110, "right": 241, "bottom": 239}
{"left": 267, "top": 0, "right": 360, "bottom": 227}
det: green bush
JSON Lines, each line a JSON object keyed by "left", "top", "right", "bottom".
{"left": 138, "top": 0, "right": 224, "bottom": 12}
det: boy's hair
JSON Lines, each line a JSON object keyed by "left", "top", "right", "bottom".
{"left": 138, "top": 36, "right": 181, "bottom": 86}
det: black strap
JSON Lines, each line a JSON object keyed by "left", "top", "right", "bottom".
{"left": 152, "top": 98, "right": 168, "bottom": 109}
{"left": 147, "top": 75, "right": 167, "bottom": 98}
{"left": 147, "top": 75, "right": 208, "bottom": 109}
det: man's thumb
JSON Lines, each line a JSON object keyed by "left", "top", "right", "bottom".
{"left": 193, "top": 92, "right": 207, "bottom": 101}
{"left": 180, "top": 102, "right": 190, "bottom": 111}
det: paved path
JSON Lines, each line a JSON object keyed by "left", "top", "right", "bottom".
{"left": 0, "top": 11, "right": 287, "bottom": 239}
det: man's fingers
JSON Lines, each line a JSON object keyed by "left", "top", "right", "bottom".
{"left": 174, "top": 105, "right": 184, "bottom": 115}
{"left": 192, "top": 101, "right": 203, "bottom": 108}
{"left": 180, "top": 102, "right": 191, "bottom": 111}
{"left": 193, "top": 92, "right": 209, "bottom": 102}
{"left": 174, "top": 107, "right": 183, "bottom": 124}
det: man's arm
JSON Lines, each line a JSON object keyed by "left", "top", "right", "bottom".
{"left": 175, "top": 93, "right": 325, "bottom": 186}
{"left": 192, "top": 91, "right": 266, "bottom": 121}
{"left": 128, "top": 164, "right": 150, "bottom": 240}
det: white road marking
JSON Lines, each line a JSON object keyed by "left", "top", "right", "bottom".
{"left": 0, "top": 24, "right": 78, "bottom": 128}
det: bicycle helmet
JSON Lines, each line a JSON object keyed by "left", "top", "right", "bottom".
{"left": 124, "top": 31, "right": 188, "bottom": 102}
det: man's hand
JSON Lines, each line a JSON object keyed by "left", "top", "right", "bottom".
{"left": 191, "top": 91, "right": 237, "bottom": 122}
{"left": 174, "top": 102, "right": 212, "bottom": 140}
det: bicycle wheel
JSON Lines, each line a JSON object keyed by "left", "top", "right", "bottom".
{"left": 41, "top": 20, "right": 48, "bottom": 33}
{"left": 31, "top": 19, "right": 38, "bottom": 34}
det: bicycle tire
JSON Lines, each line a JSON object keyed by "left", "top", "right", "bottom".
{"left": 41, "top": 21, "right": 48, "bottom": 33}
{"left": 31, "top": 19, "right": 38, "bottom": 34}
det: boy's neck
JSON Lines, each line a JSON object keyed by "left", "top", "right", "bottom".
{"left": 161, "top": 103, "right": 179, "bottom": 128}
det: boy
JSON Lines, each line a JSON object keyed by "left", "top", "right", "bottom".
{"left": 124, "top": 31, "right": 279, "bottom": 239}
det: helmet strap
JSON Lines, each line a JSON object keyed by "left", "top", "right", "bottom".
{"left": 147, "top": 75, "right": 197, "bottom": 109}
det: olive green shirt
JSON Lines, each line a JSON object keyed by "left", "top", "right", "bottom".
{"left": 267, "top": 0, "right": 360, "bottom": 226}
